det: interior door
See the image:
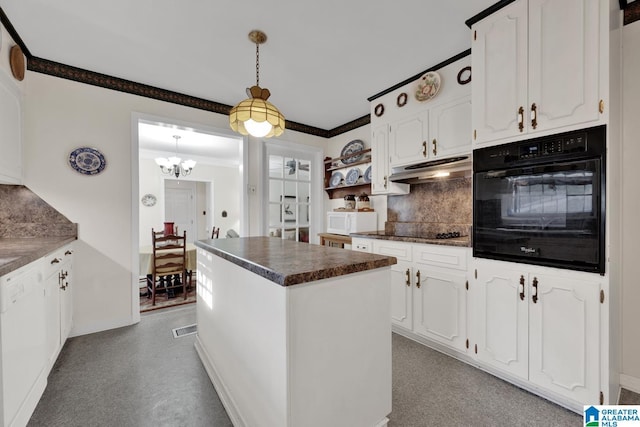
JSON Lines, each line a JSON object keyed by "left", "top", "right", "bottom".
{"left": 165, "top": 183, "right": 195, "bottom": 242}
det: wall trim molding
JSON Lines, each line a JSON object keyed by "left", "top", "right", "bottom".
{"left": 620, "top": 373, "right": 640, "bottom": 395}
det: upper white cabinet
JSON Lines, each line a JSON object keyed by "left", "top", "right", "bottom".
{"left": 370, "top": 55, "right": 471, "bottom": 194}
{"left": 472, "top": 0, "right": 603, "bottom": 145}
{"left": 0, "top": 69, "right": 23, "bottom": 184}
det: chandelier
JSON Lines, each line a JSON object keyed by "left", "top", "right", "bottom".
{"left": 155, "top": 135, "right": 196, "bottom": 178}
{"left": 229, "top": 30, "right": 285, "bottom": 138}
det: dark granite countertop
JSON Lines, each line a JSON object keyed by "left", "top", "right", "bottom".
{"left": 350, "top": 231, "right": 471, "bottom": 248}
{"left": 0, "top": 236, "right": 77, "bottom": 277}
{"left": 195, "top": 236, "right": 397, "bottom": 286}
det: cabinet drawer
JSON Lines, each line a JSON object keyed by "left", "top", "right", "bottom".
{"left": 372, "top": 240, "right": 412, "bottom": 262}
{"left": 351, "top": 238, "right": 373, "bottom": 253}
{"left": 42, "top": 244, "right": 74, "bottom": 278}
{"left": 412, "top": 244, "right": 468, "bottom": 271}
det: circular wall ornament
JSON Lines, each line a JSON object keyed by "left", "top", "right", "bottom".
{"left": 68, "top": 147, "right": 106, "bottom": 175}
{"left": 396, "top": 93, "right": 408, "bottom": 108}
{"left": 141, "top": 194, "right": 157, "bottom": 207}
{"left": 374, "top": 103, "right": 385, "bottom": 117}
{"left": 10, "top": 45, "right": 25, "bottom": 81}
{"left": 457, "top": 66, "right": 472, "bottom": 85}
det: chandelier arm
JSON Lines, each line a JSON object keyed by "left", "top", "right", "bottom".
{"left": 256, "top": 41, "right": 260, "bottom": 87}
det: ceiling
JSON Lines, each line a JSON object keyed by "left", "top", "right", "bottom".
{"left": 0, "top": 0, "right": 495, "bottom": 132}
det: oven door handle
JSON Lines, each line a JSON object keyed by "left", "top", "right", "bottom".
{"left": 532, "top": 277, "right": 539, "bottom": 304}
{"left": 519, "top": 275, "right": 525, "bottom": 301}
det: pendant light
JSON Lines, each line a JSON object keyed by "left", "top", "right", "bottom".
{"left": 155, "top": 135, "right": 196, "bottom": 178}
{"left": 229, "top": 30, "right": 285, "bottom": 138}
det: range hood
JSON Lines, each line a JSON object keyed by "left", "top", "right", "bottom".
{"left": 388, "top": 155, "right": 471, "bottom": 184}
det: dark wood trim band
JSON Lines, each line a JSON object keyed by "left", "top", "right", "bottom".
{"left": 0, "top": 6, "right": 32, "bottom": 57}
{"left": 367, "top": 49, "right": 471, "bottom": 102}
{"left": 465, "top": 0, "right": 517, "bottom": 28}
{"left": 624, "top": 1, "right": 640, "bottom": 25}
{"left": 327, "top": 114, "right": 371, "bottom": 138}
{"left": 28, "top": 57, "right": 234, "bottom": 115}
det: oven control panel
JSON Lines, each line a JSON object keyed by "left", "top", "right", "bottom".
{"left": 474, "top": 125, "right": 605, "bottom": 171}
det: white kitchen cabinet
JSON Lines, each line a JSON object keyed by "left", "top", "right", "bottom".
{"left": 0, "top": 260, "right": 46, "bottom": 427}
{"left": 0, "top": 68, "right": 23, "bottom": 184}
{"left": 429, "top": 96, "right": 472, "bottom": 159}
{"left": 473, "top": 259, "right": 602, "bottom": 406}
{"left": 472, "top": 0, "right": 602, "bottom": 145}
{"left": 43, "top": 243, "right": 74, "bottom": 370}
{"left": 370, "top": 124, "right": 409, "bottom": 195}
{"left": 389, "top": 111, "right": 430, "bottom": 167}
{"left": 369, "top": 239, "right": 469, "bottom": 353}
{"left": 351, "top": 237, "right": 373, "bottom": 253}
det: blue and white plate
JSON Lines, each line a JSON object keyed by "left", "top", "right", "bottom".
{"left": 340, "top": 139, "right": 365, "bottom": 165}
{"left": 329, "top": 171, "right": 343, "bottom": 188}
{"left": 69, "top": 147, "right": 106, "bottom": 175}
{"left": 345, "top": 168, "right": 360, "bottom": 185}
{"left": 363, "top": 165, "right": 372, "bottom": 183}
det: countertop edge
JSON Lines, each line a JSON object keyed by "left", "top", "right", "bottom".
{"left": 350, "top": 232, "right": 471, "bottom": 248}
{"left": 195, "top": 238, "right": 397, "bottom": 287}
{"left": 0, "top": 236, "right": 78, "bottom": 277}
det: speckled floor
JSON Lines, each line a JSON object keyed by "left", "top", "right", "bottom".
{"left": 30, "top": 305, "right": 630, "bottom": 426}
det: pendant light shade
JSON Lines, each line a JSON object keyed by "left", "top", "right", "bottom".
{"left": 229, "top": 31, "right": 285, "bottom": 138}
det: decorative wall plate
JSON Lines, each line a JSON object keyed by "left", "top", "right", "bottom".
{"left": 329, "top": 171, "right": 344, "bottom": 188}
{"left": 345, "top": 168, "right": 360, "bottom": 185}
{"left": 10, "top": 45, "right": 25, "bottom": 81}
{"left": 141, "top": 194, "right": 157, "bottom": 207}
{"left": 340, "top": 139, "right": 365, "bottom": 165}
{"left": 363, "top": 166, "right": 372, "bottom": 183}
{"left": 415, "top": 71, "right": 441, "bottom": 102}
{"left": 68, "top": 147, "right": 106, "bottom": 175}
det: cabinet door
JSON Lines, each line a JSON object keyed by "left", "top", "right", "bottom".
{"left": 528, "top": 273, "right": 600, "bottom": 403}
{"left": 472, "top": 0, "right": 528, "bottom": 145}
{"left": 475, "top": 265, "right": 528, "bottom": 380}
{"left": 413, "top": 267, "right": 467, "bottom": 352}
{"left": 0, "top": 71, "right": 22, "bottom": 184}
{"left": 371, "top": 124, "right": 390, "bottom": 195}
{"left": 390, "top": 261, "right": 413, "bottom": 331}
{"left": 44, "top": 270, "right": 61, "bottom": 368}
{"left": 59, "top": 259, "right": 73, "bottom": 343}
{"left": 527, "top": 0, "right": 600, "bottom": 133}
{"left": 429, "top": 96, "right": 472, "bottom": 158}
{"left": 389, "top": 112, "right": 429, "bottom": 167}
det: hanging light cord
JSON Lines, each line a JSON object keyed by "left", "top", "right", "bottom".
{"left": 255, "top": 42, "right": 260, "bottom": 86}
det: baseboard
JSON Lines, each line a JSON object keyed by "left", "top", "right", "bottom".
{"left": 620, "top": 374, "right": 640, "bottom": 394}
{"left": 68, "top": 316, "right": 137, "bottom": 338}
{"left": 194, "top": 336, "right": 247, "bottom": 427}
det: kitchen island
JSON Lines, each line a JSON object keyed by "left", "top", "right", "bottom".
{"left": 194, "top": 237, "right": 396, "bottom": 427}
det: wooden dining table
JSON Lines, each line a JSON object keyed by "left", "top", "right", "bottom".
{"left": 138, "top": 242, "right": 197, "bottom": 277}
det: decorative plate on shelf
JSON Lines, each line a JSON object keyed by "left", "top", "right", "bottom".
{"left": 68, "top": 147, "right": 106, "bottom": 175}
{"left": 141, "top": 194, "right": 157, "bottom": 207}
{"left": 363, "top": 166, "right": 372, "bottom": 183}
{"left": 345, "top": 168, "right": 360, "bottom": 185}
{"left": 340, "top": 139, "right": 365, "bottom": 165}
{"left": 329, "top": 171, "right": 344, "bottom": 188}
{"left": 415, "top": 71, "right": 441, "bottom": 102}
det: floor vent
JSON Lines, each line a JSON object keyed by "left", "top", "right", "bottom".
{"left": 172, "top": 324, "right": 197, "bottom": 338}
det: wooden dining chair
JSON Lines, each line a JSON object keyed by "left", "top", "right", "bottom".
{"left": 147, "top": 228, "right": 188, "bottom": 306}
{"left": 211, "top": 227, "right": 220, "bottom": 239}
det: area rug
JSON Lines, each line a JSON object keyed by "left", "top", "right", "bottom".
{"left": 139, "top": 280, "right": 197, "bottom": 313}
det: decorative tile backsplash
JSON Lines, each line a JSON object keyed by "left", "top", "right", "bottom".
{"left": 0, "top": 185, "right": 77, "bottom": 238}
{"left": 386, "top": 177, "right": 471, "bottom": 236}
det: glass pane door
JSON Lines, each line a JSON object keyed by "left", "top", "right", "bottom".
{"left": 267, "top": 154, "right": 311, "bottom": 243}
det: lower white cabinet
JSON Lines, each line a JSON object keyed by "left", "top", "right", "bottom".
{"left": 43, "top": 244, "right": 74, "bottom": 369}
{"left": 368, "top": 239, "right": 469, "bottom": 353}
{"left": 0, "top": 242, "right": 74, "bottom": 427}
{"left": 473, "top": 258, "right": 602, "bottom": 406}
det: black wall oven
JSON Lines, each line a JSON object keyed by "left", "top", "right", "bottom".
{"left": 473, "top": 125, "right": 605, "bottom": 273}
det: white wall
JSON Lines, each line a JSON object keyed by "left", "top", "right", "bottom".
{"left": 138, "top": 158, "right": 240, "bottom": 246}
{"left": 21, "top": 71, "right": 328, "bottom": 336}
{"left": 620, "top": 18, "right": 640, "bottom": 391}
